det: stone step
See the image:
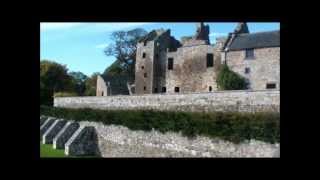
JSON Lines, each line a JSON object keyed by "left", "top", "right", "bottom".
{"left": 40, "top": 116, "right": 48, "bottom": 127}
{"left": 43, "top": 120, "right": 67, "bottom": 144}
{"left": 53, "top": 121, "right": 80, "bottom": 149}
{"left": 65, "top": 126, "right": 100, "bottom": 156}
{"left": 40, "top": 118, "right": 56, "bottom": 140}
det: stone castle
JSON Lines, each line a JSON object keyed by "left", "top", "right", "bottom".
{"left": 96, "top": 22, "right": 280, "bottom": 96}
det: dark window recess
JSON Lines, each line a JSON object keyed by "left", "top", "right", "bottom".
{"left": 144, "top": 86, "right": 146, "bottom": 91}
{"left": 168, "top": 58, "right": 174, "bottom": 70}
{"left": 266, "top": 83, "right": 276, "bottom": 89}
{"left": 144, "top": 73, "right": 147, "bottom": 78}
{"left": 174, "top": 87, "right": 180, "bottom": 93}
{"left": 155, "top": 54, "right": 159, "bottom": 59}
{"left": 101, "top": 91, "right": 104, "bottom": 96}
{"left": 162, "top": 87, "right": 166, "bottom": 93}
{"left": 144, "top": 41, "right": 147, "bottom": 46}
{"left": 141, "top": 66, "right": 144, "bottom": 69}
{"left": 245, "top": 67, "right": 250, "bottom": 74}
{"left": 206, "top": 53, "right": 214, "bottom": 67}
{"left": 142, "top": 53, "right": 146, "bottom": 58}
{"left": 209, "top": 86, "right": 212, "bottom": 92}
{"left": 154, "top": 88, "right": 158, "bottom": 93}
{"left": 245, "top": 48, "right": 254, "bottom": 59}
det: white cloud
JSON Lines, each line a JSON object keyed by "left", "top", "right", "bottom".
{"left": 209, "top": 32, "right": 228, "bottom": 37}
{"left": 95, "top": 43, "right": 109, "bottom": 49}
{"left": 40, "top": 23, "right": 85, "bottom": 31}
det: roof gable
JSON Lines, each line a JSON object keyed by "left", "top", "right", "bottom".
{"left": 228, "top": 30, "right": 280, "bottom": 51}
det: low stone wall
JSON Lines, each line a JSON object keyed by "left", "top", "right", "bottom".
{"left": 54, "top": 90, "right": 280, "bottom": 112}
{"left": 81, "top": 121, "right": 280, "bottom": 157}
{"left": 40, "top": 116, "right": 280, "bottom": 157}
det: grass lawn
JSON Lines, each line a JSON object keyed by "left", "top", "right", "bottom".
{"left": 40, "top": 142, "right": 68, "bottom": 158}
{"left": 40, "top": 142, "right": 99, "bottom": 158}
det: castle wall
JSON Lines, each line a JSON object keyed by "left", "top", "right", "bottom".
{"left": 135, "top": 41, "right": 155, "bottom": 94}
{"left": 165, "top": 44, "right": 221, "bottom": 94}
{"left": 226, "top": 47, "right": 280, "bottom": 90}
{"left": 96, "top": 75, "right": 108, "bottom": 96}
{"left": 54, "top": 90, "right": 280, "bottom": 113}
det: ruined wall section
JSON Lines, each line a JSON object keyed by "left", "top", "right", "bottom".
{"left": 166, "top": 44, "right": 220, "bottom": 94}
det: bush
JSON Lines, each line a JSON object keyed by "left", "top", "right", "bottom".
{"left": 53, "top": 92, "right": 78, "bottom": 97}
{"left": 216, "top": 64, "right": 247, "bottom": 90}
{"left": 40, "top": 106, "right": 280, "bottom": 143}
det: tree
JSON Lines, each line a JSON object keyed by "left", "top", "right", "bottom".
{"left": 84, "top": 72, "right": 100, "bottom": 96}
{"left": 104, "top": 28, "right": 148, "bottom": 77}
{"left": 69, "top": 71, "right": 88, "bottom": 96}
{"left": 40, "top": 60, "right": 75, "bottom": 105}
{"left": 216, "top": 64, "right": 248, "bottom": 90}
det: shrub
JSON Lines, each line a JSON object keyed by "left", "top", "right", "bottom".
{"left": 53, "top": 92, "right": 78, "bottom": 97}
{"left": 216, "top": 64, "right": 247, "bottom": 90}
{"left": 40, "top": 106, "right": 280, "bottom": 143}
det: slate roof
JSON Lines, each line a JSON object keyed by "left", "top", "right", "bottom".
{"left": 228, "top": 30, "right": 280, "bottom": 51}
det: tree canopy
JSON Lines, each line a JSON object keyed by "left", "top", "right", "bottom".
{"left": 104, "top": 28, "right": 148, "bottom": 77}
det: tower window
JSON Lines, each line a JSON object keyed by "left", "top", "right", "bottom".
{"left": 144, "top": 41, "right": 147, "bottom": 46}
{"left": 245, "top": 48, "right": 254, "bottom": 59}
{"left": 154, "top": 88, "right": 158, "bottom": 93}
{"left": 142, "top": 52, "right": 146, "bottom": 58}
{"left": 266, "top": 83, "right": 276, "bottom": 89}
{"left": 206, "top": 53, "right": 214, "bottom": 67}
{"left": 245, "top": 67, "right": 250, "bottom": 74}
{"left": 209, "top": 86, "right": 212, "bottom": 92}
{"left": 144, "top": 86, "right": 146, "bottom": 91}
{"left": 168, "top": 58, "right": 174, "bottom": 70}
{"left": 141, "top": 66, "right": 144, "bottom": 69}
{"left": 162, "top": 87, "right": 166, "bottom": 93}
{"left": 144, "top": 73, "right": 147, "bottom": 78}
{"left": 174, "top": 87, "right": 180, "bottom": 93}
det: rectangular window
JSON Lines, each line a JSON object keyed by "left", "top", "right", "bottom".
{"left": 168, "top": 58, "right": 173, "bottom": 70}
{"left": 142, "top": 52, "right": 146, "bottom": 58}
{"left": 162, "top": 87, "right": 166, "bottom": 93}
{"left": 141, "top": 66, "right": 144, "bottom": 69}
{"left": 144, "top": 86, "right": 146, "bottom": 91}
{"left": 144, "top": 73, "right": 147, "bottom": 78}
{"left": 245, "top": 67, "right": 250, "bottom": 74}
{"left": 209, "top": 86, "right": 212, "bottom": 92}
{"left": 174, "top": 87, "right": 180, "bottom": 93}
{"left": 154, "top": 88, "right": 158, "bottom": 93}
{"left": 144, "top": 41, "right": 147, "bottom": 46}
{"left": 245, "top": 48, "right": 254, "bottom": 59}
{"left": 266, "top": 83, "right": 276, "bottom": 89}
{"left": 206, "top": 53, "right": 214, "bottom": 67}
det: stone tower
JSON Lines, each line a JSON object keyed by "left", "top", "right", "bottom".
{"left": 135, "top": 29, "right": 172, "bottom": 94}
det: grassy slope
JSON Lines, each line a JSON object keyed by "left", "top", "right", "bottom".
{"left": 40, "top": 143, "right": 67, "bottom": 158}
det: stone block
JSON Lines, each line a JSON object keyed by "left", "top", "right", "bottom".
{"left": 42, "top": 120, "right": 67, "bottom": 144}
{"left": 65, "top": 126, "right": 100, "bottom": 156}
{"left": 53, "top": 121, "right": 80, "bottom": 149}
{"left": 40, "top": 118, "right": 56, "bottom": 140}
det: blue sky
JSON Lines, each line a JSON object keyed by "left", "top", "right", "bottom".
{"left": 41, "top": 22, "right": 280, "bottom": 76}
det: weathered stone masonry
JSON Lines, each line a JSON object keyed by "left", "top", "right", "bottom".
{"left": 40, "top": 116, "right": 280, "bottom": 157}
{"left": 54, "top": 90, "right": 279, "bottom": 112}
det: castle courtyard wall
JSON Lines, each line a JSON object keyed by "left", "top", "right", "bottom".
{"left": 54, "top": 90, "right": 280, "bottom": 113}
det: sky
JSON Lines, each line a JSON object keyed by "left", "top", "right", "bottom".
{"left": 40, "top": 22, "right": 280, "bottom": 76}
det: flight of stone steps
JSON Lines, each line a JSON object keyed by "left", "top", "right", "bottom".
{"left": 40, "top": 115, "right": 100, "bottom": 157}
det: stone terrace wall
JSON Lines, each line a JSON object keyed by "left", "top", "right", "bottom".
{"left": 54, "top": 90, "right": 280, "bottom": 112}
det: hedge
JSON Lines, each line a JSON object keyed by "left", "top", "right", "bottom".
{"left": 40, "top": 106, "right": 280, "bottom": 144}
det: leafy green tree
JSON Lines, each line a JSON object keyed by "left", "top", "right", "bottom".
{"left": 216, "top": 64, "right": 248, "bottom": 90}
{"left": 104, "top": 28, "right": 148, "bottom": 77}
{"left": 40, "top": 60, "right": 75, "bottom": 105}
{"left": 69, "top": 71, "right": 88, "bottom": 96}
{"left": 84, "top": 72, "right": 100, "bottom": 96}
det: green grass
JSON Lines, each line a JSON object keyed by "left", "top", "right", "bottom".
{"left": 40, "top": 142, "right": 68, "bottom": 158}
